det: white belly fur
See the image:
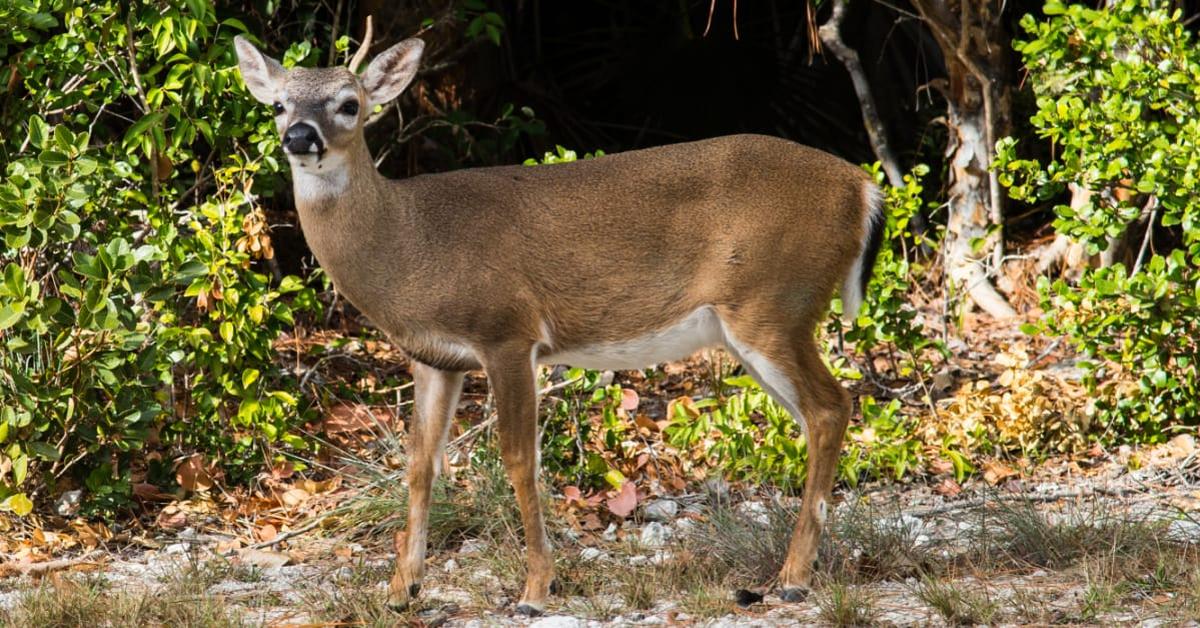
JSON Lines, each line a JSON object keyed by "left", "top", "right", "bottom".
{"left": 540, "top": 307, "right": 724, "bottom": 370}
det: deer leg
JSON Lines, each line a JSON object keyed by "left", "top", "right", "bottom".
{"left": 723, "top": 328, "right": 850, "bottom": 601}
{"left": 388, "top": 362, "right": 464, "bottom": 610}
{"left": 483, "top": 345, "right": 556, "bottom": 616}
{"left": 777, "top": 342, "right": 851, "bottom": 601}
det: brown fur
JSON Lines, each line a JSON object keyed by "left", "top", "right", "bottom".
{"left": 236, "top": 35, "right": 880, "bottom": 614}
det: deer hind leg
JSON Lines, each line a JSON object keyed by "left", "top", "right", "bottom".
{"left": 388, "top": 362, "right": 464, "bottom": 610}
{"left": 482, "top": 344, "right": 556, "bottom": 616}
{"left": 722, "top": 323, "right": 851, "bottom": 601}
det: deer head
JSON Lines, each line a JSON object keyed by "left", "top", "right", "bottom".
{"left": 233, "top": 23, "right": 422, "bottom": 195}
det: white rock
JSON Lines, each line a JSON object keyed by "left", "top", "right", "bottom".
{"left": 639, "top": 522, "right": 669, "bottom": 548}
{"left": 164, "top": 543, "right": 188, "bottom": 555}
{"left": 54, "top": 490, "right": 83, "bottom": 517}
{"left": 458, "top": 539, "right": 487, "bottom": 555}
{"left": 602, "top": 522, "right": 619, "bottom": 542}
{"left": 443, "top": 558, "right": 459, "bottom": 572}
{"left": 332, "top": 566, "right": 353, "bottom": 581}
{"left": 736, "top": 501, "right": 770, "bottom": 526}
{"left": 579, "top": 547, "right": 605, "bottom": 561}
{"left": 468, "top": 568, "right": 500, "bottom": 589}
{"left": 529, "top": 616, "right": 583, "bottom": 628}
{"left": 642, "top": 499, "right": 679, "bottom": 522}
{"left": 424, "top": 585, "right": 473, "bottom": 607}
{"left": 1168, "top": 519, "right": 1200, "bottom": 542}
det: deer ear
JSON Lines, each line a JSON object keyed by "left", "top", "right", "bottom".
{"left": 362, "top": 38, "right": 424, "bottom": 110}
{"left": 234, "top": 35, "right": 285, "bottom": 104}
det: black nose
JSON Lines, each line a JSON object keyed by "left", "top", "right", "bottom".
{"left": 283, "top": 123, "right": 323, "bottom": 155}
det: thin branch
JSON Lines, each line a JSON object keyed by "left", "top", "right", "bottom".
{"left": 326, "top": 0, "right": 345, "bottom": 66}
{"left": 819, "top": 0, "right": 904, "bottom": 187}
{"left": 244, "top": 515, "right": 327, "bottom": 550}
{"left": 911, "top": 486, "right": 1141, "bottom": 518}
{"left": 1131, "top": 196, "right": 1160, "bottom": 275}
{"left": 0, "top": 549, "right": 105, "bottom": 577}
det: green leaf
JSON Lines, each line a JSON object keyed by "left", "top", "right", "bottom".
{"left": 38, "top": 150, "right": 69, "bottom": 167}
{"left": 26, "top": 441, "right": 60, "bottom": 461}
{"left": 122, "top": 111, "right": 167, "bottom": 149}
{"left": 0, "top": 303, "right": 25, "bottom": 330}
{"left": 268, "top": 391, "right": 297, "bottom": 405}
{"left": 74, "top": 156, "right": 99, "bottom": 175}
{"left": 1, "top": 494, "right": 33, "bottom": 517}
{"left": 12, "top": 454, "right": 27, "bottom": 486}
{"left": 27, "top": 116, "right": 49, "bottom": 149}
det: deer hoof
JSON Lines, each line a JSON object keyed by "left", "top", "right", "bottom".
{"left": 734, "top": 589, "right": 764, "bottom": 607}
{"left": 385, "top": 581, "right": 421, "bottom": 611}
{"left": 779, "top": 586, "right": 810, "bottom": 603}
{"left": 515, "top": 602, "right": 545, "bottom": 617}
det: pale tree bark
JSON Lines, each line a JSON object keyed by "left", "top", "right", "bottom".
{"left": 911, "top": 0, "right": 1017, "bottom": 319}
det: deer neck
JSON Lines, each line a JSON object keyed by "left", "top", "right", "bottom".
{"left": 289, "top": 137, "right": 406, "bottom": 301}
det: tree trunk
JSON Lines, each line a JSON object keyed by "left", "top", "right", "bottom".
{"left": 912, "top": 0, "right": 1016, "bottom": 319}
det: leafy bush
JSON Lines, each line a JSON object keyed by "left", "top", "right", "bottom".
{"left": 997, "top": 0, "right": 1200, "bottom": 440}
{"left": 539, "top": 368, "right": 631, "bottom": 490}
{"left": 664, "top": 376, "right": 924, "bottom": 489}
{"left": 0, "top": 1, "right": 320, "bottom": 514}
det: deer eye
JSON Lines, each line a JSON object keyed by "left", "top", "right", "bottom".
{"left": 272, "top": 102, "right": 285, "bottom": 116}
{"left": 337, "top": 100, "right": 359, "bottom": 116}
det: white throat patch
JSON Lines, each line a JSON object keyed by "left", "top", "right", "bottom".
{"left": 290, "top": 151, "right": 348, "bottom": 202}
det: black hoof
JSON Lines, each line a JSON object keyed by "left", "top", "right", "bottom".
{"left": 780, "top": 586, "right": 809, "bottom": 603}
{"left": 734, "top": 588, "right": 764, "bottom": 608}
{"left": 386, "top": 599, "right": 410, "bottom": 613}
{"left": 549, "top": 578, "right": 562, "bottom": 595}
{"left": 515, "top": 603, "right": 545, "bottom": 617}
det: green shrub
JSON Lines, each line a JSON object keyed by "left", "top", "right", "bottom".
{"left": 0, "top": 1, "right": 320, "bottom": 514}
{"left": 997, "top": 0, "right": 1200, "bottom": 440}
{"left": 664, "top": 375, "right": 925, "bottom": 489}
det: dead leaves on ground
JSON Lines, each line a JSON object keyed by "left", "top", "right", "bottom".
{"left": 923, "top": 344, "right": 1093, "bottom": 458}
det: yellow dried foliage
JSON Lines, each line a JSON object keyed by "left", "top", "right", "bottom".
{"left": 924, "top": 346, "right": 1093, "bottom": 456}
{"left": 235, "top": 207, "right": 274, "bottom": 263}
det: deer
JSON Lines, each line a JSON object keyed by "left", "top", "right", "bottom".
{"left": 234, "top": 21, "right": 884, "bottom": 616}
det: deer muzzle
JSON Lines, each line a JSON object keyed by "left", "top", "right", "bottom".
{"left": 283, "top": 122, "right": 324, "bottom": 158}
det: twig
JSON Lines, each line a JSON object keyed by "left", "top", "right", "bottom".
{"left": 244, "top": 515, "right": 327, "bottom": 550}
{"left": 819, "top": 0, "right": 903, "bottom": 188}
{"left": 0, "top": 549, "right": 105, "bottom": 577}
{"left": 326, "top": 0, "right": 346, "bottom": 67}
{"left": 1131, "top": 196, "right": 1160, "bottom": 276}
{"left": 911, "top": 486, "right": 1141, "bottom": 518}
{"left": 447, "top": 375, "right": 583, "bottom": 451}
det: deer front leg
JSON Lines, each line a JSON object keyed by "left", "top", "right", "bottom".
{"left": 484, "top": 346, "right": 556, "bottom": 616}
{"left": 388, "top": 362, "right": 464, "bottom": 610}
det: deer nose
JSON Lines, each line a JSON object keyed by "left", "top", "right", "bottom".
{"left": 283, "top": 123, "right": 323, "bottom": 155}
